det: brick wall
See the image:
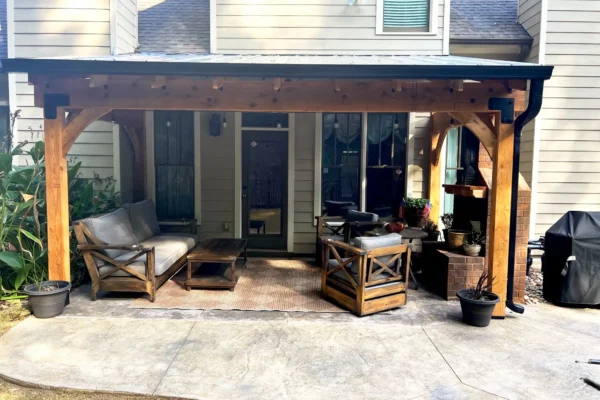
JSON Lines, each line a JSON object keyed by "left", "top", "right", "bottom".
{"left": 443, "top": 250, "right": 486, "bottom": 300}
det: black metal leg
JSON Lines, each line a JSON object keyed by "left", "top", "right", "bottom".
{"left": 409, "top": 238, "right": 419, "bottom": 290}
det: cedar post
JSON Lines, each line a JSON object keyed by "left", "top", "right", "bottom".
{"left": 488, "top": 117, "right": 515, "bottom": 318}
{"left": 45, "top": 110, "right": 71, "bottom": 281}
{"left": 429, "top": 127, "right": 442, "bottom": 225}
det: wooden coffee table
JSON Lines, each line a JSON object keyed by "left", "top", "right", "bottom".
{"left": 185, "top": 238, "right": 248, "bottom": 291}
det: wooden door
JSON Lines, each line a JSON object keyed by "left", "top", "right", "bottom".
{"left": 242, "top": 131, "right": 288, "bottom": 250}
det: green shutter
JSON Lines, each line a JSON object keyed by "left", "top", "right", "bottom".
{"left": 383, "top": 0, "right": 430, "bottom": 30}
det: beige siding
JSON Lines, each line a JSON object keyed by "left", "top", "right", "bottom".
{"left": 11, "top": 0, "right": 114, "bottom": 180}
{"left": 197, "top": 112, "right": 236, "bottom": 242}
{"left": 294, "top": 113, "right": 316, "bottom": 255}
{"left": 215, "top": 0, "right": 446, "bottom": 55}
{"left": 116, "top": 0, "right": 138, "bottom": 54}
{"left": 518, "top": 0, "right": 543, "bottom": 188}
{"left": 532, "top": 0, "right": 600, "bottom": 236}
{"left": 409, "top": 113, "right": 431, "bottom": 198}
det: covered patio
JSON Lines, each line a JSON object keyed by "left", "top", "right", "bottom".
{"left": 2, "top": 54, "right": 553, "bottom": 318}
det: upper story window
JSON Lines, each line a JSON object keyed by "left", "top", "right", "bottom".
{"left": 376, "top": 0, "right": 437, "bottom": 35}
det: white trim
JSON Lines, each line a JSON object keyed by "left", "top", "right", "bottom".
{"left": 360, "top": 112, "right": 368, "bottom": 211}
{"left": 7, "top": 0, "right": 17, "bottom": 138}
{"left": 194, "top": 112, "right": 202, "bottom": 224}
{"left": 528, "top": 0, "right": 548, "bottom": 238}
{"left": 144, "top": 111, "right": 155, "bottom": 204}
{"left": 376, "top": 0, "right": 439, "bottom": 36}
{"left": 406, "top": 112, "right": 416, "bottom": 198}
{"left": 112, "top": 123, "right": 121, "bottom": 194}
{"left": 109, "top": 0, "right": 118, "bottom": 55}
{"left": 442, "top": 0, "right": 451, "bottom": 55}
{"left": 287, "top": 113, "right": 296, "bottom": 253}
{"left": 210, "top": 0, "right": 217, "bottom": 53}
{"left": 438, "top": 135, "right": 448, "bottom": 224}
{"left": 313, "top": 113, "right": 323, "bottom": 226}
{"left": 234, "top": 112, "right": 242, "bottom": 238}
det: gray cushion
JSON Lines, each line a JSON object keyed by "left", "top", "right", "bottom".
{"left": 123, "top": 200, "right": 161, "bottom": 242}
{"left": 99, "top": 235, "right": 195, "bottom": 277}
{"left": 78, "top": 208, "right": 138, "bottom": 265}
{"left": 352, "top": 233, "right": 403, "bottom": 273}
{"left": 159, "top": 232, "right": 197, "bottom": 241}
{"left": 346, "top": 210, "right": 379, "bottom": 222}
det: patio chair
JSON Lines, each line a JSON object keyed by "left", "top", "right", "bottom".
{"left": 315, "top": 215, "right": 348, "bottom": 266}
{"left": 320, "top": 233, "right": 411, "bottom": 316}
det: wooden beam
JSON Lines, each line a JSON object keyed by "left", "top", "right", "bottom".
{"left": 392, "top": 79, "right": 402, "bottom": 93}
{"left": 33, "top": 78, "right": 526, "bottom": 113}
{"left": 488, "top": 117, "right": 515, "bottom": 318}
{"left": 447, "top": 112, "right": 496, "bottom": 159}
{"left": 62, "top": 108, "right": 112, "bottom": 156}
{"left": 332, "top": 79, "right": 341, "bottom": 93}
{"left": 429, "top": 112, "right": 457, "bottom": 224}
{"left": 273, "top": 77, "right": 282, "bottom": 92}
{"left": 45, "top": 110, "right": 70, "bottom": 282}
{"left": 123, "top": 125, "right": 141, "bottom": 162}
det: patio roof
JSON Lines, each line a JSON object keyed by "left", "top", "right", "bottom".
{"left": 1, "top": 53, "right": 553, "bottom": 81}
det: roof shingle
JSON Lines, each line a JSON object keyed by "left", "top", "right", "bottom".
{"left": 450, "top": 0, "right": 532, "bottom": 42}
{"left": 137, "top": 0, "right": 210, "bottom": 54}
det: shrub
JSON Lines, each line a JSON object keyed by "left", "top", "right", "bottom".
{"left": 0, "top": 140, "right": 116, "bottom": 300}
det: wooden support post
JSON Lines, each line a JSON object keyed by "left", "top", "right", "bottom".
{"left": 45, "top": 110, "right": 71, "bottom": 281}
{"left": 488, "top": 117, "right": 515, "bottom": 318}
{"left": 429, "top": 112, "right": 455, "bottom": 224}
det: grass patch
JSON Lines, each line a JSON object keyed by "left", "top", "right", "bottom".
{"left": 0, "top": 300, "right": 30, "bottom": 337}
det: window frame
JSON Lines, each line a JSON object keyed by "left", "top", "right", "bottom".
{"left": 375, "top": 0, "right": 439, "bottom": 36}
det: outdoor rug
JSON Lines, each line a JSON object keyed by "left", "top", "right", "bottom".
{"left": 129, "top": 259, "right": 346, "bottom": 313}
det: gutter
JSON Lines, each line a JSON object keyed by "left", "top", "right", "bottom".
{"left": 507, "top": 79, "right": 545, "bottom": 314}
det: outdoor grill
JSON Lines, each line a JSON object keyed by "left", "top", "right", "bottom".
{"left": 543, "top": 211, "right": 600, "bottom": 306}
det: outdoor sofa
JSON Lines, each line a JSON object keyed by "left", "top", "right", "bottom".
{"left": 73, "top": 200, "right": 196, "bottom": 301}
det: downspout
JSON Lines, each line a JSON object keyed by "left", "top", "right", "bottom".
{"left": 507, "top": 79, "right": 545, "bottom": 314}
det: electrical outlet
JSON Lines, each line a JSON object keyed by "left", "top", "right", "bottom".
{"left": 223, "top": 222, "right": 230, "bottom": 231}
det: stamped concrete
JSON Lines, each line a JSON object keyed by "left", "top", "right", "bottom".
{"left": 0, "top": 285, "right": 599, "bottom": 400}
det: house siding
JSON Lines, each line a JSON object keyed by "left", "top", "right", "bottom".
{"left": 10, "top": 0, "right": 114, "bottom": 180}
{"left": 197, "top": 111, "right": 236, "bottom": 242}
{"left": 215, "top": 0, "right": 446, "bottom": 55}
{"left": 294, "top": 113, "right": 316, "bottom": 255}
{"left": 533, "top": 0, "right": 600, "bottom": 236}
{"left": 409, "top": 112, "right": 431, "bottom": 199}
{"left": 518, "top": 0, "right": 543, "bottom": 188}
{"left": 115, "top": 0, "right": 138, "bottom": 54}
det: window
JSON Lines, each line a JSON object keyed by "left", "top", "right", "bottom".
{"left": 154, "top": 111, "right": 195, "bottom": 219}
{"left": 376, "top": 0, "right": 435, "bottom": 34}
{"left": 322, "top": 113, "right": 362, "bottom": 214}
{"left": 443, "top": 127, "right": 480, "bottom": 214}
{"left": 366, "top": 113, "right": 408, "bottom": 217}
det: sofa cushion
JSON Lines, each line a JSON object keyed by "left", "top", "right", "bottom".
{"left": 346, "top": 210, "right": 379, "bottom": 222}
{"left": 99, "top": 235, "right": 195, "bottom": 277}
{"left": 123, "top": 200, "right": 161, "bottom": 242}
{"left": 78, "top": 208, "right": 138, "bottom": 265}
{"left": 159, "top": 232, "right": 197, "bottom": 241}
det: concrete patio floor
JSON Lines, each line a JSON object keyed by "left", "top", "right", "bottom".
{"left": 0, "top": 284, "right": 599, "bottom": 400}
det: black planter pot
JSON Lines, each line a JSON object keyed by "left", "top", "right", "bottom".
{"left": 456, "top": 289, "right": 500, "bottom": 327}
{"left": 24, "top": 281, "right": 71, "bottom": 319}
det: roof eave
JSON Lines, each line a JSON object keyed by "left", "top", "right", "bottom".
{"left": 450, "top": 37, "right": 534, "bottom": 46}
{"left": 0, "top": 57, "right": 553, "bottom": 81}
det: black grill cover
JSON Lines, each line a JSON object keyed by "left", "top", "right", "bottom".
{"left": 543, "top": 211, "right": 600, "bottom": 305}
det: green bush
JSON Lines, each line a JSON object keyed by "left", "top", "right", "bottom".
{"left": 0, "top": 141, "right": 117, "bottom": 300}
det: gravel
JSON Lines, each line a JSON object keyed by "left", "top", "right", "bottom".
{"left": 525, "top": 270, "right": 545, "bottom": 305}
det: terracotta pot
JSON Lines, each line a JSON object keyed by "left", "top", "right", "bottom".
{"left": 447, "top": 230, "right": 469, "bottom": 250}
{"left": 404, "top": 208, "right": 430, "bottom": 228}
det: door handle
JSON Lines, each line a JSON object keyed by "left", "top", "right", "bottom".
{"left": 242, "top": 193, "right": 248, "bottom": 198}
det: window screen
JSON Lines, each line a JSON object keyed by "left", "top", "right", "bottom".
{"left": 383, "top": 0, "right": 430, "bottom": 32}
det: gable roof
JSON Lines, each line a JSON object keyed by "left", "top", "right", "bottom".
{"left": 138, "top": 0, "right": 210, "bottom": 54}
{"left": 450, "top": 0, "right": 532, "bottom": 43}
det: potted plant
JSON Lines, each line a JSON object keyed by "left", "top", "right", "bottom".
{"left": 24, "top": 280, "right": 71, "bottom": 318}
{"left": 402, "top": 198, "right": 431, "bottom": 228}
{"left": 422, "top": 219, "right": 440, "bottom": 241}
{"left": 463, "top": 230, "right": 485, "bottom": 257}
{"left": 441, "top": 213, "right": 453, "bottom": 243}
{"left": 457, "top": 271, "right": 499, "bottom": 327}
